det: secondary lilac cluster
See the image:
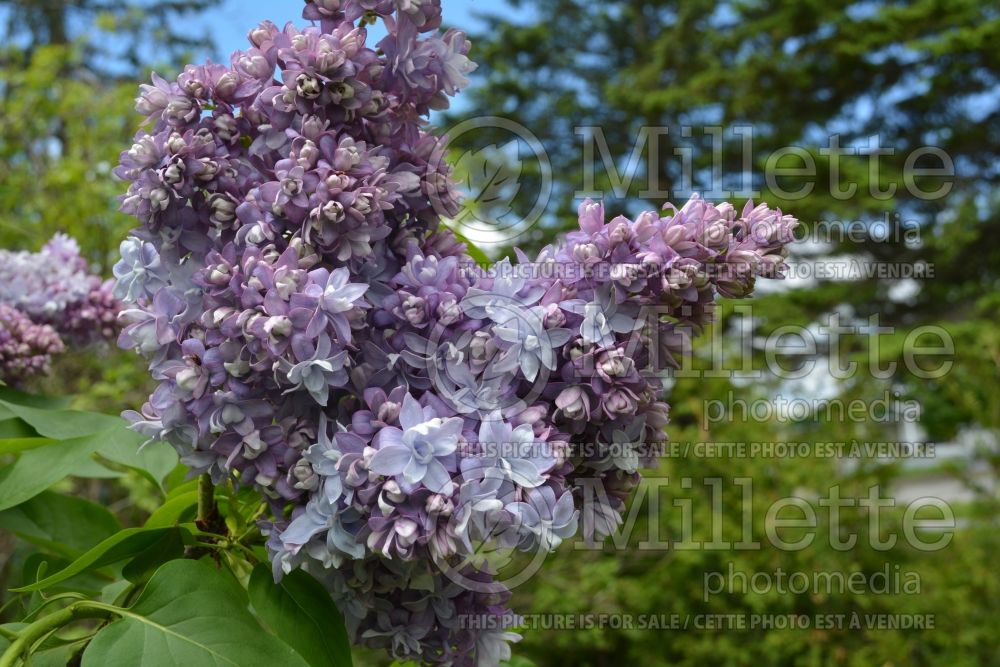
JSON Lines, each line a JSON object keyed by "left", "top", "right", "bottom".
{"left": 113, "top": 2, "right": 797, "bottom": 665}
{"left": 0, "top": 304, "right": 64, "bottom": 382}
{"left": 0, "top": 235, "right": 119, "bottom": 383}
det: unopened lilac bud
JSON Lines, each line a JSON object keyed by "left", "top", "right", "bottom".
{"left": 135, "top": 84, "right": 168, "bottom": 115}
{"left": 175, "top": 367, "right": 201, "bottom": 393}
{"left": 127, "top": 136, "right": 160, "bottom": 167}
{"left": 308, "top": 0, "right": 342, "bottom": 17}
{"left": 296, "top": 74, "right": 322, "bottom": 100}
{"left": 703, "top": 220, "right": 729, "bottom": 248}
{"left": 149, "top": 188, "right": 171, "bottom": 211}
{"left": 318, "top": 200, "right": 345, "bottom": 222}
{"left": 246, "top": 224, "right": 269, "bottom": 245}
{"left": 316, "top": 48, "right": 345, "bottom": 74}
{"left": 573, "top": 243, "right": 601, "bottom": 263}
{"left": 208, "top": 194, "right": 237, "bottom": 225}
{"left": 165, "top": 96, "right": 198, "bottom": 126}
{"left": 556, "top": 386, "right": 589, "bottom": 420}
{"left": 599, "top": 349, "right": 629, "bottom": 377}
{"left": 372, "top": 402, "right": 398, "bottom": 428}
{"left": 238, "top": 53, "right": 271, "bottom": 79}
{"left": 247, "top": 22, "right": 274, "bottom": 47}
{"left": 609, "top": 222, "right": 631, "bottom": 245}
{"left": 291, "top": 459, "right": 319, "bottom": 491}
{"left": 301, "top": 115, "right": 327, "bottom": 140}
{"left": 214, "top": 72, "right": 239, "bottom": 100}
{"left": 362, "top": 445, "right": 377, "bottom": 469}
{"left": 437, "top": 296, "right": 461, "bottom": 325}
{"left": 662, "top": 224, "right": 688, "bottom": 248}
{"left": 352, "top": 193, "right": 373, "bottom": 215}
{"left": 161, "top": 159, "right": 185, "bottom": 185}
{"left": 196, "top": 158, "right": 220, "bottom": 181}
{"left": 543, "top": 303, "right": 565, "bottom": 329}
{"left": 213, "top": 113, "right": 238, "bottom": 141}
{"left": 603, "top": 388, "right": 637, "bottom": 417}
{"left": 469, "top": 331, "right": 492, "bottom": 362}
{"left": 426, "top": 494, "right": 454, "bottom": 517}
{"left": 297, "top": 140, "right": 320, "bottom": 168}
{"left": 382, "top": 479, "right": 406, "bottom": 503}
{"left": 335, "top": 145, "right": 361, "bottom": 171}
{"left": 402, "top": 295, "right": 427, "bottom": 326}
{"left": 329, "top": 81, "right": 354, "bottom": 103}
{"left": 224, "top": 359, "right": 250, "bottom": 377}
{"left": 264, "top": 315, "right": 292, "bottom": 338}
{"left": 326, "top": 172, "right": 350, "bottom": 191}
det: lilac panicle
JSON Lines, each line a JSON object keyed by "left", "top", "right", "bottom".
{"left": 114, "top": 1, "right": 798, "bottom": 664}
{"left": 0, "top": 235, "right": 120, "bottom": 384}
{"left": 0, "top": 304, "right": 64, "bottom": 382}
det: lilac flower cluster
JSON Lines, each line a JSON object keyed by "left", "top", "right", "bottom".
{"left": 0, "top": 304, "right": 64, "bottom": 382}
{"left": 114, "top": 2, "right": 797, "bottom": 665}
{"left": 0, "top": 235, "right": 120, "bottom": 383}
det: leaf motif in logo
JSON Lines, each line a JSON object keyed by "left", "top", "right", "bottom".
{"left": 452, "top": 140, "right": 522, "bottom": 225}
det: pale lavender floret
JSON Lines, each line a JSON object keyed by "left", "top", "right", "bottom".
{"left": 370, "top": 393, "right": 462, "bottom": 493}
{"left": 462, "top": 416, "right": 554, "bottom": 489}
{"left": 113, "top": 237, "right": 167, "bottom": 302}
{"left": 492, "top": 306, "right": 572, "bottom": 382}
{"left": 281, "top": 335, "right": 350, "bottom": 406}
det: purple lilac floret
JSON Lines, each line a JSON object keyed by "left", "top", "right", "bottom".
{"left": 114, "top": 2, "right": 797, "bottom": 665}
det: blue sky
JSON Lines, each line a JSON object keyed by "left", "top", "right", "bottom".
{"left": 203, "top": 0, "right": 507, "bottom": 62}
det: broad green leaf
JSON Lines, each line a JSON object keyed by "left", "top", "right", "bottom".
{"left": 0, "top": 417, "right": 37, "bottom": 439}
{"left": 249, "top": 565, "right": 353, "bottom": 667}
{"left": 0, "top": 491, "right": 120, "bottom": 557}
{"left": 0, "top": 434, "right": 103, "bottom": 511}
{"left": 20, "top": 553, "right": 111, "bottom": 598}
{"left": 82, "top": 559, "right": 311, "bottom": 667}
{"left": 13, "top": 527, "right": 180, "bottom": 592}
{"left": 144, "top": 490, "right": 199, "bottom": 529}
{"left": 0, "top": 436, "right": 55, "bottom": 455}
{"left": 121, "top": 527, "right": 187, "bottom": 584}
{"left": 0, "top": 387, "right": 71, "bottom": 409}
{"left": 72, "top": 458, "right": 124, "bottom": 479}
{"left": 94, "top": 428, "right": 177, "bottom": 487}
{"left": 0, "top": 400, "right": 118, "bottom": 439}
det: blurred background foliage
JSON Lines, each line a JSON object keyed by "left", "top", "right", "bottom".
{"left": 0, "top": 0, "right": 997, "bottom": 665}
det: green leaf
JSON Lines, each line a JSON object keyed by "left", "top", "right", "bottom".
{"left": 13, "top": 527, "right": 182, "bottom": 592}
{"left": 0, "top": 436, "right": 55, "bottom": 455}
{"left": 0, "top": 491, "right": 120, "bottom": 558}
{"left": 94, "top": 427, "right": 178, "bottom": 487}
{"left": 0, "top": 400, "right": 118, "bottom": 439}
{"left": 249, "top": 565, "right": 353, "bottom": 667}
{"left": 82, "top": 559, "right": 311, "bottom": 667}
{"left": 0, "top": 434, "right": 104, "bottom": 511}
{"left": 0, "top": 417, "right": 37, "bottom": 439}
{"left": 121, "top": 527, "right": 187, "bottom": 584}
{"left": 0, "top": 387, "right": 71, "bottom": 409}
{"left": 144, "top": 490, "right": 199, "bottom": 529}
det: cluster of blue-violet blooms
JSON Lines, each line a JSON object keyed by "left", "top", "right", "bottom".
{"left": 0, "top": 235, "right": 118, "bottom": 382}
{"left": 113, "top": 1, "right": 798, "bottom": 664}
